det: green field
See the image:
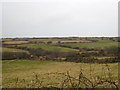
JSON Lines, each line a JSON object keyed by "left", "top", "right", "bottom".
{"left": 2, "top": 47, "right": 28, "bottom": 53}
{"left": 61, "top": 40, "right": 118, "bottom": 49}
{"left": 2, "top": 60, "right": 118, "bottom": 88}
{"left": 17, "top": 44, "right": 78, "bottom": 52}
{"left": 60, "top": 40, "right": 91, "bottom": 43}
{"left": 28, "top": 38, "right": 92, "bottom": 44}
{"left": 3, "top": 41, "right": 28, "bottom": 45}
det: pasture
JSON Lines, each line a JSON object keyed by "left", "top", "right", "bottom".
{"left": 61, "top": 40, "right": 118, "bottom": 49}
{"left": 3, "top": 41, "right": 29, "bottom": 45}
{"left": 17, "top": 44, "right": 78, "bottom": 52}
{"left": 2, "top": 47, "right": 29, "bottom": 53}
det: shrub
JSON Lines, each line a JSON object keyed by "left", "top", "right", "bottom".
{"left": 28, "top": 48, "right": 45, "bottom": 57}
{"left": 47, "top": 41, "right": 52, "bottom": 44}
{"left": 105, "top": 47, "right": 119, "bottom": 56}
{"left": 65, "top": 52, "right": 119, "bottom": 63}
{"left": 2, "top": 52, "right": 30, "bottom": 60}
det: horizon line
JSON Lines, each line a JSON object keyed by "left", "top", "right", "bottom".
{"left": 2, "top": 36, "right": 119, "bottom": 39}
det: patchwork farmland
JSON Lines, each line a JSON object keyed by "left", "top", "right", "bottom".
{"left": 1, "top": 37, "right": 120, "bottom": 88}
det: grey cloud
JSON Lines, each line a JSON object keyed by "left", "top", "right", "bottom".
{"left": 2, "top": 0, "right": 119, "bottom": 38}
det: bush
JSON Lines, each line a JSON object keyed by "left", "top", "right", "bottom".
{"left": 28, "top": 48, "right": 45, "bottom": 57}
{"left": 105, "top": 47, "right": 119, "bottom": 56}
{"left": 2, "top": 52, "right": 30, "bottom": 60}
{"left": 65, "top": 52, "right": 119, "bottom": 63}
{"left": 47, "top": 41, "right": 52, "bottom": 44}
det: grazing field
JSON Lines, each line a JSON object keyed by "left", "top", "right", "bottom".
{"left": 58, "top": 40, "right": 91, "bottom": 43}
{"left": 2, "top": 60, "right": 118, "bottom": 88}
{"left": 17, "top": 44, "right": 78, "bottom": 52}
{"left": 3, "top": 41, "right": 29, "bottom": 45}
{"left": 2, "top": 47, "right": 28, "bottom": 53}
{"left": 61, "top": 40, "right": 118, "bottom": 49}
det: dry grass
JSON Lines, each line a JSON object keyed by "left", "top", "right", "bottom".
{"left": 2, "top": 60, "right": 118, "bottom": 88}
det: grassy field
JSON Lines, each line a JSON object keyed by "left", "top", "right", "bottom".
{"left": 61, "top": 40, "right": 118, "bottom": 49}
{"left": 2, "top": 60, "right": 118, "bottom": 88}
{"left": 2, "top": 47, "right": 28, "bottom": 53}
{"left": 60, "top": 40, "right": 91, "bottom": 43}
{"left": 17, "top": 44, "right": 78, "bottom": 52}
{"left": 28, "top": 38, "right": 92, "bottom": 44}
{"left": 3, "top": 41, "right": 28, "bottom": 45}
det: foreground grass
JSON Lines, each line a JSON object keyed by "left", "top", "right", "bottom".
{"left": 2, "top": 60, "right": 118, "bottom": 88}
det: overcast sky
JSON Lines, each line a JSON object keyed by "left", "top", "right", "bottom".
{"left": 1, "top": 0, "right": 119, "bottom": 38}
